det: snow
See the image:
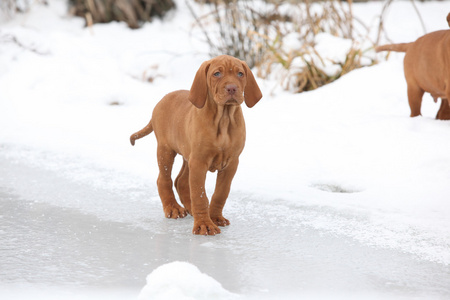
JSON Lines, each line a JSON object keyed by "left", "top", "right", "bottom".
{"left": 138, "top": 261, "right": 237, "bottom": 300}
{"left": 1, "top": 0, "right": 450, "bottom": 299}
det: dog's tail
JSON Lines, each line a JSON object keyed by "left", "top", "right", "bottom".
{"left": 130, "top": 120, "right": 153, "bottom": 146}
{"left": 375, "top": 42, "right": 412, "bottom": 53}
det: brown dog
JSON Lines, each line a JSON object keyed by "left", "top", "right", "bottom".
{"left": 130, "top": 55, "right": 262, "bottom": 235}
{"left": 376, "top": 14, "right": 450, "bottom": 120}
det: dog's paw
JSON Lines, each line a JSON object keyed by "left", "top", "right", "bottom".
{"left": 211, "top": 215, "right": 230, "bottom": 227}
{"left": 164, "top": 206, "right": 188, "bottom": 219}
{"left": 192, "top": 221, "right": 221, "bottom": 236}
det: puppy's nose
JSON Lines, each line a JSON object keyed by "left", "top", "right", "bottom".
{"left": 226, "top": 84, "right": 237, "bottom": 95}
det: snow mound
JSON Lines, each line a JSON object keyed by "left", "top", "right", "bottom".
{"left": 138, "top": 261, "right": 237, "bottom": 300}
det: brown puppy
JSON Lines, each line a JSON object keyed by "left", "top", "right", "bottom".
{"left": 130, "top": 55, "right": 262, "bottom": 235}
{"left": 376, "top": 14, "right": 450, "bottom": 120}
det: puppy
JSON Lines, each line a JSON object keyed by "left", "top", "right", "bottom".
{"left": 130, "top": 55, "right": 262, "bottom": 235}
{"left": 376, "top": 13, "right": 450, "bottom": 120}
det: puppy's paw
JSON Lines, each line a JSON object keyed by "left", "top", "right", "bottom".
{"left": 211, "top": 215, "right": 230, "bottom": 227}
{"left": 164, "top": 205, "right": 188, "bottom": 219}
{"left": 192, "top": 220, "right": 221, "bottom": 235}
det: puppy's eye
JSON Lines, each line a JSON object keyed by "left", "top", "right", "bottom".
{"left": 213, "top": 72, "right": 221, "bottom": 77}
{"left": 237, "top": 72, "right": 244, "bottom": 78}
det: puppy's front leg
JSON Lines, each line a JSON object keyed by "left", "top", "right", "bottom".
{"left": 210, "top": 159, "right": 238, "bottom": 227}
{"left": 189, "top": 158, "right": 221, "bottom": 235}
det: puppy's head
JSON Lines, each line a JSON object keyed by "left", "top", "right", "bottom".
{"left": 188, "top": 55, "right": 262, "bottom": 108}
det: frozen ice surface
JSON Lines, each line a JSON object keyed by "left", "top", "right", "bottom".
{"left": 1, "top": 149, "right": 449, "bottom": 300}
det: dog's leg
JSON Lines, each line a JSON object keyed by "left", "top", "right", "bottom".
{"left": 209, "top": 160, "right": 238, "bottom": 227}
{"left": 175, "top": 159, "right": 192, "bottom": 215}
{"left": 436, "top": 98, "right": 450, "bottom": 120}
{"left": 189, "top": 159, "right": 221, "bottom": 235}
{"left": 436, "top": 99, "right": 445, "bottom": 119}
{"left": 156, "top": 146, "right": 187, "bottom": 219}
{"left": 407, "top": 83, "right": 424, "bottom": 117}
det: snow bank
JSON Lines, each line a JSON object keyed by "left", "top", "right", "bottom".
{"left": 138, "top": 261, "right": 237, "bottom": 300}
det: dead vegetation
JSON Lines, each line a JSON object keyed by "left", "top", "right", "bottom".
{"left": 1, "top": 0, "right": 175, "bottom": 28}
{"left": 2, "top": 0, "right": 425, "bottom": 93}
{"left": 189, "top": 0, "right": 385, "bottom": 93}
{"left": 68, "top": 0, "right": 175, "bottom": 29}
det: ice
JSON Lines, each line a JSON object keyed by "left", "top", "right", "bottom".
{"left": 1, "top": 149, "right": 449, "bottom": 299}
{"left": 1, "top": 0, "right": 450, "bottom": 299}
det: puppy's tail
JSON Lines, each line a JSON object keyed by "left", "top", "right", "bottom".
{"left": 375, "top": 42, "right": 412, "bottom": 53}
{"left": 130, "top": 120, "right": 153, "bottom": 146}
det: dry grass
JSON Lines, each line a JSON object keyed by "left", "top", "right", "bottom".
{"left": 1, "top": 0, "right": 175, "bottom": 29}
{"left": 188, "top": 0, "right": 265, "bottom": 68}
{"left": 68, "top": 0, "right": 175, "bottom": 29}
{"left": 190, "top": 0, "right": 383, "bottom": 93}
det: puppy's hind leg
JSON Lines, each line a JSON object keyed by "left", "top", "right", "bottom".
{"left": 175, "top": 159, "right": 192, "bottom": 215}
{"left": 436, "top": 98, "right": 450, "bottom": 120}
{"left": 407, "top": 84, "right": 424, "bottom": 117}
{"left": 156, "top": 146, "right": 187, "bottom": 219}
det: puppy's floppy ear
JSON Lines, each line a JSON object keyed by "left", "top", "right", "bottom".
{"left": 242, "top": 61, "right": 262, "bottom": 108}
{"left": 188, "top": 60, "right": 211, "bottom": 108}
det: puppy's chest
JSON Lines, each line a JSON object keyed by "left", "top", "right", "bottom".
{"left": 204, "top": 107, "right": 245, "bottom": 172}
{"left": 209, "top": 148, "right": 237, "bottom": 172}
{"left": 208, "top": 132, "right": 244, "bottom": 172}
